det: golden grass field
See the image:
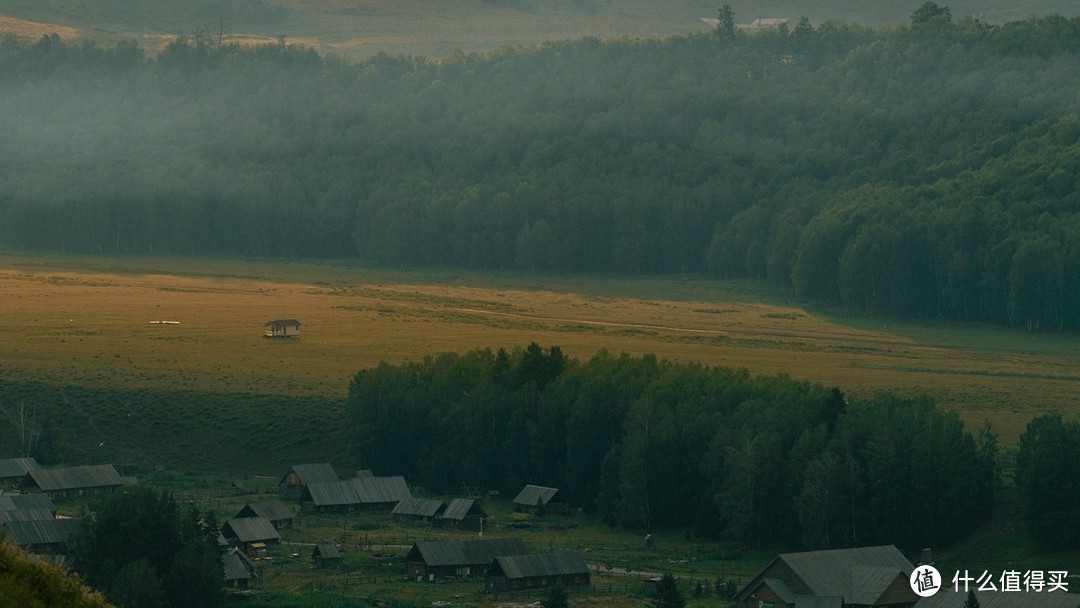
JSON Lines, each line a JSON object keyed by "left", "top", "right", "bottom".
{"left": 1, "top": 253, "right": 1077, "bottom": 445}
{"left": 3, "top": 0, "right": 1079, "bottom": 64}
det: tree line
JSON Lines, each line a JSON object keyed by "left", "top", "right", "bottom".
{"left": 3, "top": 14, "right": 1080, "bottom": 327}
{"left": 348, "top": 344, "right": 999, "bottom": 551}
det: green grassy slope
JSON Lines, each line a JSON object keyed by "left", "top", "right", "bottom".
{"left": 0, "top": 378, "right": 349, "bottom": 475}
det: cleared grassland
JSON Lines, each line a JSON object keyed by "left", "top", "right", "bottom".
{"left": 0, "top": 254, "right": 1077, "bottom": 446}
{"left": 2, "top": 0, "right": 1080, "bottom": 61}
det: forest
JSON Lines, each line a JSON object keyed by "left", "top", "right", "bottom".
{"left": 3, "top": 13, "right": 1080, "bottom": 328}
{"left": 348, "top": 344, "right": 1001, "bottom": 551}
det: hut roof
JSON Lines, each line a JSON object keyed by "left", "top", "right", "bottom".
{"left": 1, "top": 518, "right": 81, "bottom": 547}
{"left": 0, "top": 494, "right": 54, "bottom": 513}
{"left": 264, "top": 319, "right": 301, "bottom": 329}
{"left": 353, "top": 476, "right": 411, "bottom": 504}
{"left": 512, "top": 485, "right": 559, "bottom": 506}
{"left": 281, "top": 463, "right": 338, "bottom": 486}
{"left": 735, "top": 545, "right": 914, "bottom": 605}
{"left": 392, "top": 497, "right": 445, "bottom": 518}
{"left": 237, "top": 500, "right": 294, "bottom": 522}
{"left": 306, "top": 480, "right": 359, "bottom": 507}
{"left": 408, "top": 538, "right": 528, "bottom": 567}
{"left": 441, "top": 498, "right": 485, "bottom": 521}
{"left": 27, "top": 465, "right": 123, "bottom": 492}
{"left": 0, "top": 508, "right": 56, "bottom": 523}
{"left": 222, "top": 517, "right": 281, "bottom": 544}
{"left": 222, "top": 549, "right": 256, "bottom": 581}
{"left": 307, "top": 476, "right": 411, "bottom": 507}
{"left": 313, "top": 542, "right": 341, "bottom": 560}
{"left": 0, "top": 457, "right": 40, "bottom": 479}
{"left": 492, "top": 552, "right": 589, "bottom": 579}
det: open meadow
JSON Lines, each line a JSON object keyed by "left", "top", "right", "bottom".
{"left": 1, "top": 0, "right": 1079, "bottom": 60}
{"left": 0, "top": 253, "right": 1077, "bottom": 449}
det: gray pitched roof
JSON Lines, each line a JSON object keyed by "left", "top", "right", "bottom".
{"left": 782, "top": 545, "right": 912, "bottom": 601}
{"left": 0, "top": 457, "right": 40, "bottom": 479}
{"left": 222, "top": 517, "right": 281, "bottom": 544}
{"left": 409, "top": 538, "right": 528, "bottom": 567}
{"left": 0, "top": 494, "right": 55, "bottom": 513}
{"left": 0, "top": 508, "right": 56, "bottom": 523}
{"left": 237, "top": 500, "right": 294, "bottom": 522}
{"left": 736, "top": 545, "right": 915, "bottom": 605}
{"left": 848, "top": 564, "right": 905, "bottom": 605}
{"left": 763, "top": 578, "right": 797, "bottom": 604}
{"left": 441, "top": 498, "right": 485, "bottom": 521}
{"left": 264, "top": 319, "right": 301, "bottom": 328}
{"left": 313, "top": 542, "right": 341, "bottom": 560}
{"left": 1, "top": 518, "right": 81, "bottom": 546}
{"left": 917, "top": 590, "right": 1080, "bottom": 608}
{"left": 222, "top": 549, "right": 256, "bottom": 581}
{"left": 306, "top": 480, "right": 359, "bottom": 507}
{"left": 282, "top": 463, "right": 338, "bottom": 486}
{"left": 512, "top": 485, "right": 559, "bottom": 506}
{"left": 27, "top": 465, "right": 123, "bottom": 492}
{"left": 353, "top": 476, "right": 411, "bottom": 503}
{"left": 492, "top": 552, "right": 589, "bottom": 579}
{"left": 307, "top": 476, "right": 411, "bottom": 507}
{"left": 392, "top": 497, "right": 445, "bottom": 518}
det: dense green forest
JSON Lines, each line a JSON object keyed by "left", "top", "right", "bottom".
{"left": 70, "top": 487, "right": 223, "bottom": 608}
{"left": 3, "top": 14, "right": 1080, "bottom": 328}
{"left": 349, "top": 344, "right": 999, "bottom": 550}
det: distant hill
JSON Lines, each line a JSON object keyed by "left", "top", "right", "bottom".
{"left": 0, "top": 0, "right": 1079, "bottom": 59}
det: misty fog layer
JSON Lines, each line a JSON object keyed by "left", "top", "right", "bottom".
{"left": 3, "top": 19, "right": 1080, "bottom": 329}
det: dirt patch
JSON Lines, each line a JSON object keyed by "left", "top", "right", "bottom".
{"left": 0, "top": 14, "right": 79, "bottom": 40}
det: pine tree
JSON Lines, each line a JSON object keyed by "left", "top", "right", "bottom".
{"left": 543, "top": 584, "right": 569, "bottom": 608}
{"left": 651, "top": 573, "right": 686, "bottom": 608}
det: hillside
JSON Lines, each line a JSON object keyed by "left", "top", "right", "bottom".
{"left": 4, "top": 20, "right": 1080, "bottom": 329}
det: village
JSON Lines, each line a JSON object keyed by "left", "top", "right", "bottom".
{"left": 3, "top": 456, "right": 1076, "bottom": 607}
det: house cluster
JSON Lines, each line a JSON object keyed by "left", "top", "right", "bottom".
{"left": 1, "top": 457, "right": 590, "bottom": 594}
{"left": 735, "top": 545, "right": 1080, "bottom": 608}
{"left": 218, "top": 497, "right": 299, "bottom": 589}
{"left": 275, "top": 463, "right": 589, "bottom": 593}
{"left": 0, "top": 458, "right": 133, "bottom": 563}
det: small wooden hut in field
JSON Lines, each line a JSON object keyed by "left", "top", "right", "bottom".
{"left": 264, "top": 319, "right": 300, "bottom": 338}
{"left": 312, "top": 542, "right": 341, "bottom": 567}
